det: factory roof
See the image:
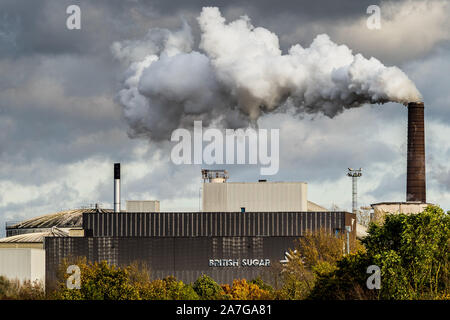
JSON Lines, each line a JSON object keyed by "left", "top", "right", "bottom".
{"left": 6, "top": 208, "right": 112, "bottom": 230}
{"left": 0, "top": 227, "right": 69, "bottom": 243}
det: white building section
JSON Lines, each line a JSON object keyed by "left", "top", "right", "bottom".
{"left": 202, "top": 181, "right": 308, "bottom": 212}
{"left": 126, "top": 200, "right": 160, "bottom": 212}
{"left": 0, "top": 248, "right": 45, "bottom": 287}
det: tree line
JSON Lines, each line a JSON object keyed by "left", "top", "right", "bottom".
{"left": 1, "top": 205, "right": 448, "bottom": 300}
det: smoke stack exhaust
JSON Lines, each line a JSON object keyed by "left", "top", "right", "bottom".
{"left": 407, "top": 102, "right": 426, "bottom": 202}
{"left": 114, "top": 163, "right": 121, "bottom": 212}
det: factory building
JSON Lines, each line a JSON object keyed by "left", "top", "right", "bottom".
{"left": 5, "top": 208, "right": 95, "bottom": 237}
{"left": 0, "top": 227, "right": 68, "bottom": 249}
{"left": 0, "top": 101, "right": 430, "bottom": 292}
{"left": 42, "top": 167, "right": 355, "bottom": 289}
{"left": 1, "top": 166, "right": 355, "bottom": 290}
{"left": 126, "top": 200, "right": 160, "bottom": 213}
{"left": 202, "top": 181, "right": 308, "bottom": 212}
{"left": 201, "top": 169, "right": 326, "bottom": 213}
{"left": 44, "top": 210, "right": 355, "bottom": 289}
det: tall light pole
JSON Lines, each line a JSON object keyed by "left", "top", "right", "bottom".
{"left": 347, "top": 168, "right": 362, "bottom": 215}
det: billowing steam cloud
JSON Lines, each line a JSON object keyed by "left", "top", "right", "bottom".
{"left": 113, "top": 7, "right": 422, "bottom": 141}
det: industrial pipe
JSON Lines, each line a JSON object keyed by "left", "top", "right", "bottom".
{"left": 114, "top": 163, "right": 121, "bottom": 213}
{"left": 407, "top": 102, "right": 426, "bottom": 202}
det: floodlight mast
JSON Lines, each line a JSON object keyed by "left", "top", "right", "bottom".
{"left": 347, "top": 168, "right": 362, "bottom": 215}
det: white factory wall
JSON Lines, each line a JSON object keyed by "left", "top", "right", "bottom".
{"left": 202, "top": 182, "right": 307, "bottom": 212}
{"left": 0, "top": 248, "right": 45, "bottom": 288}
{"left": 126, "top": 200, "right": 160, "bottom": 212}
{"left": 371, "top": 202, "right": 430, "bottom": 223}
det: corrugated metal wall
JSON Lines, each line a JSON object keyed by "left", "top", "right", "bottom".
{"left": 45, "top": 236, "right": 296, "bottom": 288}
{"left": 44, "top": 211, "right": 355, "bottom": 288}
{"left": 83, "top": 211, "right": 348, "bottom": 237}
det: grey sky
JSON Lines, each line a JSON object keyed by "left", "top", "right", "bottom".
{"left": 0, "top": 0, "right": 449, "bottom": 237}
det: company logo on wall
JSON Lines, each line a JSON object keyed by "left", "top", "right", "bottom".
{"left": 209, "top": 259, "right": 271, "bottom": 267}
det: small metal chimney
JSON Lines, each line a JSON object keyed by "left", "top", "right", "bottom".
{"left": 407, "top": 102, "right": 426, "bottom": 202}
{"left": 114, "top": 163, "right": 121, "bottom": 212}
{"left": 347, "top": 168, "right": 362, "bottom": 215}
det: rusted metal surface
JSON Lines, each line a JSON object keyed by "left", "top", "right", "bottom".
{"left": 407, "top": 102, "right": 426, "bottom": 202}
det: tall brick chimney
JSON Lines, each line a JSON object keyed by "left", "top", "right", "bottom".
{"left": 407, "top": 102, "right": 426, "bottom": 202}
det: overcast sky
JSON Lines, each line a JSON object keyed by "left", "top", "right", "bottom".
{"left": 0, "top": 0, "right": 449, "bottom": 237}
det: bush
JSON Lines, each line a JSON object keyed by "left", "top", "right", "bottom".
{"left": 308, "top": 251, "right": 378, "bottom": 300}
{"left": 249, "top": 277, "right": 274, "bottom": 293}
{"left": 139, "top": 276, "right": 199, "bottom": 300}
{"left": 222, "top": 279, "right": 273, "bottom": 300}
{"left": 0, "top": 276, "right": 45, "bottom": 300}
{"left": 54, "top": 260, "right": 139, "bottom": 300}
{"left": 53, "top": 258, "right": 199, "bottom": 300}
{"left": 274, "top": 228, "right": 353, "bottom": 299}
{"left": 309, "top": 205, "right": 450, "bottom": 300}
{"left": 193, "top": 274, "right": 225, "bottom": 300}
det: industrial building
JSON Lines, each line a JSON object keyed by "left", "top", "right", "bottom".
{"left": 1, "top": 165, "right": 356, "bottom": 289}
{"left": 42, "top": 166, "right": 355, "bottom": 288}
{"left": 0, "top": 101, "right": 428, "bottom": 290}
{"left": 0, "top": 227, "right": 68, "bottom": 249}
{"left": 201, "top": 169, "right": 327, "bottom": 213}
{"left": 44, "top": 209, "right": 355, "bottom": 288}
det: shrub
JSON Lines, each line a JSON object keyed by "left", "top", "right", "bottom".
{"left": 309, "top": 205, "right": 450, "bottom": 300}
{"left": 249, "top": 277, "right": 274, "bottom": 293}
{"left": 162, "top": 276, "right": 199, "bottom": 300}
{"left": 138, "top": 276, "right": 199, "bottom": 300}
{"left": 222, "top": 279, "right": 273, "bottom": 300}
{"left": 274, "top": 228, "right": 352, "bottom": 299}
{"left": 0, "top": 276, "right": 45, "bottom": 300}
{"left": 54, "top": 260, "right": 139, "bottom": 300}
{"left": 193, "top": 274, "right": 225, "bottom": 300}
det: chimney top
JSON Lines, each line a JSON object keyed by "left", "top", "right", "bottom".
{"left": 114, "top": 163, "right": 120, "bottom": 179}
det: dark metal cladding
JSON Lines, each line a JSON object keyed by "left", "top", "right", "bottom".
{"left": 82, "top": 211, "right": 354, "bottom": 238}
{"left": 45, "top": 211, "right": 356, "bottom": 289}
{"left": 114, "top": 163, "right": 120, "bottom": 179}
{"left": 44, "top": 236, "right": 298, "bottom": 289}
{"left": 407, "top": 102, "right": 426, "bottom": 202}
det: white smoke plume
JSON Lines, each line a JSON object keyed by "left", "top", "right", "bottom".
{"left": 113, "top": 7, "right": 422, "bottom": 141}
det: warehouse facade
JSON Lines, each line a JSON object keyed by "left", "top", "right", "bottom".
{"left": 44, "top": 210, "right": 356, "bottom": 288}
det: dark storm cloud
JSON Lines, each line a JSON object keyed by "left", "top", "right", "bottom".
{"left": 111, "top": 0, "right": 379, "bottom": 18}
{"left": 0, "top": 0, "right": 449, "bottom": 238}
{"left": 0, "top": 0, "right": 380, "bottom": 58}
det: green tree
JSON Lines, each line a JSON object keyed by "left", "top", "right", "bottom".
{"left": 309, "top": 205, "right": 450, "bottom": 300}
{"left": 308, "top": 251, "right": 378, "bottom": 300}
{"left": 193, "top": 274, "right": 225, "bottom": 300}
{"left": 138, "top": 276, "right": 199, "bottom": 300}
{"left": 162, "top": 276, "right": 199, "bottom": 300}
{"left": 54, "top": 260, "right": 139, "bottom": 300}
{"left": 273, "top": 228, "right": 352, "bottom": 299}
